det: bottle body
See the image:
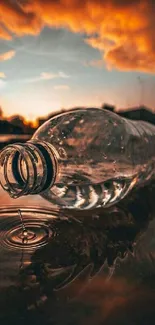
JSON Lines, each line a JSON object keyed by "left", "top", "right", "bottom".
{"left": 33, "top": 108, "right": 155, "bottom": 209}
{"left": 1, "top": 108, "right": 155, "bottom": 210}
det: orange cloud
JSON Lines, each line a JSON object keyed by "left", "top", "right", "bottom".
{"left": 1, "top": 0, "right": 155, "bottom": 73}
{"left": 0, "top": 72, "right": 6, "bottom": 78}
{"left": 0, "top": 25, "right": 12, "bottom": 40}
{"left": 0, "top": 50, "right": 16, "bottom": 61}
{"left": 0, "top": 0, "right": 42, "bottom": 38}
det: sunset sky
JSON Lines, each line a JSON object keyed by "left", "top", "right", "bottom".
{"left": 0, "top": 0, "right": 155, "bottom": 121}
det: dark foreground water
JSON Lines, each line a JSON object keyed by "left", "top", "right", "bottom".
{"left": 0, "top": 182, "right": 155, "bottom": 325}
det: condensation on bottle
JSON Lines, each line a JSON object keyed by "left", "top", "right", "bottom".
{"left": 1, "top": 107, "right": 155, "bottom": 210}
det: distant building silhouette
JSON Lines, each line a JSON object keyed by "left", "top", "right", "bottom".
{"left": 118, "top": 106, "right": 155, "bottom": 125}
{"left": 101, "top": 103, "right": 155, "bottom": 126}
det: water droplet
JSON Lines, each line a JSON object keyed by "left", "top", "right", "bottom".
{"left": 0, "top": 219, "right": 52, "bottom": 251}
{"left": 58, "top": 147, "right": 67, "bottom": 159}
{"left": 19, "top": 229, "right": 34, "bottom": 242}
{"left": 63, "top": 120, "right": 70, "bottom": 125}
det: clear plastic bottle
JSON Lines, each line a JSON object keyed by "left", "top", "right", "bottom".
{"left": 1, "top": 107, "right": 155, "bottom": 210}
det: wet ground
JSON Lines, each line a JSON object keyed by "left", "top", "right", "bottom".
{"left": 0, "top": 182, "right": 155, "bottom": 325}
{"left": 1, "top": 120, "right": 155, "bottom": 324}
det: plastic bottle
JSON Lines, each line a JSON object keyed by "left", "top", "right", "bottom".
{"left": 0, "top": 107, "right": 155, "bottom": 210}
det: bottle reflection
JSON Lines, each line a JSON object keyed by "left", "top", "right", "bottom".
{"left": 0, "top": 183, "right": 155, "bottom": 325}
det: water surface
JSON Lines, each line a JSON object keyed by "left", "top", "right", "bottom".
{"left": 0, "top": 181, "right": 155, "bottom": 325}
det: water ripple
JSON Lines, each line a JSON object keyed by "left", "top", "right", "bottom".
{"left": 0, "top": 208, "right": 55, "bottom": 251}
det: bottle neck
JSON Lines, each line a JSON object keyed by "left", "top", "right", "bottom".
{"left": 0, "top": 140, "right": 57, "bottom": 198}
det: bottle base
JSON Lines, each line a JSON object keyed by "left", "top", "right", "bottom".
{"left": 41, "top": 176, "right": 136, "bottom": 210}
